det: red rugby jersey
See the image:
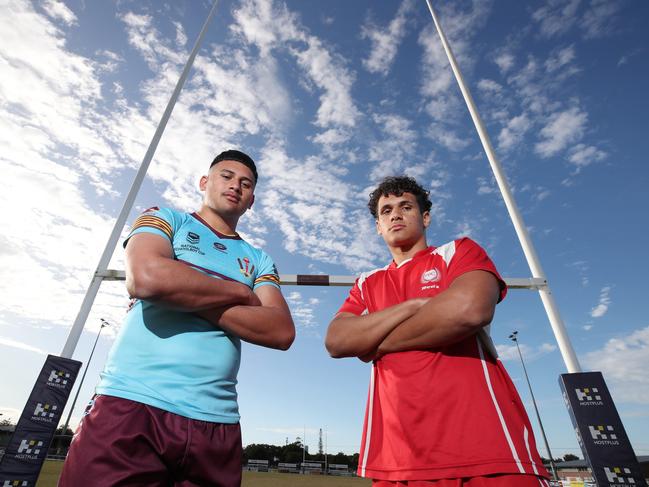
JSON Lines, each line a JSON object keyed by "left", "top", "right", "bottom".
{"left": 338, "top": 238, "right": 549, "bottom": 481}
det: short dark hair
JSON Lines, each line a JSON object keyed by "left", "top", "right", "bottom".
{"left": 368, "top": 176, "right": 432, "bottom": 218}
{"left": 210, "top": 149, "right": 258, "bottom": 183}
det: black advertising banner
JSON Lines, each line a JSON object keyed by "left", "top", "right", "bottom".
{"left": 560, "top": 372, "right": 646, "bottom": 487}
{"left": 0, "top": 355, "right": 81, "bottom": 487}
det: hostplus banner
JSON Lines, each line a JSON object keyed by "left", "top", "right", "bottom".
{"left": 0, "top": 355, "right": 81, "bottom": 486}
{"left": 560, "top": 371, "right": 646, "bottom": 487}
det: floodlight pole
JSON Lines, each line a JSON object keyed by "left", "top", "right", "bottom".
{"left": 424, "top": 0, "right": 581, "bottom": 373}
{"left": 60, "top": 1, "right": 220, "bottom": 359}
{"left": 60, "top": 319, "right": 111, "bottom": 442}
{"left": 509, "top": 331, "right": 558, "bottom": 480}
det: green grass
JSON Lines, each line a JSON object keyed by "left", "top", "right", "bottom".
{"left": 36, "top": 461, "right": 372, "bottom": 487}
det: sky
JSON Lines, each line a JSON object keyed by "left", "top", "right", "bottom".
{"left": 1, "top": 0, "right": 648, "bottom": 459}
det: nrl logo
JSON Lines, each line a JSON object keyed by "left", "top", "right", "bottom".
{"left": 237, "top": 257, "right": 255, "bottom": 278}
{"left": 421, "top": 268, "right": 440, "bottom": 283}
{"left": 186, "top": 232, "right": 200, "bottom": 244}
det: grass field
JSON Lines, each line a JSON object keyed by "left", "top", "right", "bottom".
{"left": 36, "top": 461, "right": 372, "bottom": 486}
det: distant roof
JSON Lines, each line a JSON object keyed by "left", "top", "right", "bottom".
{"left": 0, "top": 425, "right": 16, "bottom": 433}
{"left": 555, "top": 456, "right": 649, "bottom": 469}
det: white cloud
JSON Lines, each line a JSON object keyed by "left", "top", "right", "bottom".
{"left": 477, "top": 79, "right": 502, "bottom": 95}
{"left": 496, "top": 342, "right": 557, "bottom": 362}
{"left": 580, "top": 0, "right": 622, "bottom": 39}
{"left": 42, "top": 0, "right": 77, "bottom": 26}
{"left": 494, "top": 52, "right": 515, "bottom": 74}
{"left": 545, "top": 45, "right": 576, "bottom": 73}
{"left": 418, "top": 2, "right": 491, "bottom": 146}
{"left": 173, "top": 21, "right": 187, "bottom": 47}
{"left": 532, "top": 0, "right": 581, "bottom": 38}
{"left": 583, "top": 326, "right": 649, "bottom": 404}
{"left": 477, "top": 176, "right": 497, "bottom": 195}
{"left": 498, "top": 113, "right": 531, "bottom": 152}
{"left": 362, "top": 0, "right": 415, "bottom": 76}
{"left": 535, "top": 107, "right": 588, "bottom": 158}
{"left": 293, "top": 38, "right": 359, "bottom": 129}
{"left": 568, "top": 143, "right": 607, "bottom": 170}
{"left": 256, "top": 143, "right": 387, "bottom": 272}
{"left": 590, "top": 286, "right": 611, "bottom": 318}
{"left": 0, "top": 1, "right": 133, "bottom": 329}
{"left": 285, "top": 291, "right": 320, "bottom": 331}
{"left": 232, "top": 0, "right": 358, "bottom": 130}
{"left": 0, "top": 336, "right": 47, "bottom": 355}
{"left": 369, "top": 113, "right": 418, "bottom": 180}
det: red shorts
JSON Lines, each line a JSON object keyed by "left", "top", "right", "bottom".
{"left": 373, "top": 475, "right": 551, "bottom": 487}
{"left": 59, "top": 395, "right": 242, "bottom": 487}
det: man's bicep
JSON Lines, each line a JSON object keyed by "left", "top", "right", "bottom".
{"left": 333, "top": 311, "right": 359, "bottom": 321}
{"left": 125, "top": 233, "right": 174, "bottom": 271}
{"left": 254, "top": 285, "right": 290, "bottom": 311}
{"left": 448, "top": 270, "right": 501, "bottom": 308}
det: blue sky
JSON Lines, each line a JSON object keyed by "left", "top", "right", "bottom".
{"left": 1, "top": 0, "right": 648, "bottom": 459}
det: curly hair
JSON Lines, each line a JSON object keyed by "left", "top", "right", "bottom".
{"left": 368, "top": 176, "right": 432, "bottom": 218}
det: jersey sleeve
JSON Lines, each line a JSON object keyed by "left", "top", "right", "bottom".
{"left": 447, "top": 238, "right": 507, "bottom": 302}
{"left": 252, "top": 251, "right": 281, "bottom": 290}
{"left": 123, "top": 207, "right": 179, "bottom": 248}
{"left": 337, "top": 278, "right": 367, "bottom": 316}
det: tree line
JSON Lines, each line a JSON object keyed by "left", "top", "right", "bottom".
{"left": 243, "top": 440, "right": 360, "bottom": 468}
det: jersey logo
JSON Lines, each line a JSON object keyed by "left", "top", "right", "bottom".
{"left": 421, "top": 268, "right": 440, "bottom": 283}
{"left": 237, "top": 257, "right": 255, "bottom": 278}
{"left": 186, "top": 232, "right": 200, "bottom": 244}
{"left": 213, "top": 242, "right": 227, "bottom": 253}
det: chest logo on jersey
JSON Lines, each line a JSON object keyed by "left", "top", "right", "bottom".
{"left": 237, "top": 257, "right": 255, "bottom": 278}
{"left": 421, "top": 268, "right": 440, "bottom": 283}
{"left": 186, "top": 232, "right": 200, "bottom": 244}
{"left": 213, "top": 242, "right": 227, "bottom": 253}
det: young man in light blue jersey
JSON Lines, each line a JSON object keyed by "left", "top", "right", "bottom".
{"left": 60, "top": 150, "right": 295, "bottom": 487}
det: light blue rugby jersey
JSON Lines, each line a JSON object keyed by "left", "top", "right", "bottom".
{"left": 96, "top": 207, "right": 280, "bottom": 423}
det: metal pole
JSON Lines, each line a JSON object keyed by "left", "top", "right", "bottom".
{"left": 424, "top": 0, "right": 581, "bottom": 373}
{"left": 60, "top": 319, "right": 110, "bottom": 447}
{"left": 509, "top": 331, "right": 558, "bottom": 480}
{"left": 60, "top": 0, "right": 221, "bottom": 359}
{"left": 324, "top": 426, "right": 328, "bottom": 475}
{"left": 302, "top": 426, "right": 306, "bottom": 473}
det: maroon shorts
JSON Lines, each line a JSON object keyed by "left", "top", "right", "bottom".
{"left": 59, "top": 395, "right": 242, "bottom": 487}
{"left": 372, "top": 476, "right": 550, "bottom": 487}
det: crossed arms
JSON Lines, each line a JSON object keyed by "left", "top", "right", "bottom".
{"left": 125, "top": 232, "right": 295, "bottom": 350}
{"left": 325, "top": 270, "right": 500, "bottom": 361}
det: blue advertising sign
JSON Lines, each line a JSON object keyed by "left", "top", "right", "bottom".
{"left": 0, "top": 355, "right": 81, "bottom": 487}
{"left": 560, "top": 372, "right": 646, "bottom": 487}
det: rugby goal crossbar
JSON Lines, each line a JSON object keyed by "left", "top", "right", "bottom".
{"left": 97, "top": 270, "right": 546, "bottom": 290}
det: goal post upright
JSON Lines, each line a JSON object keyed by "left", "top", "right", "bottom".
{"left": 423, "top": 0, "right": 581, "bottom": 373}
{"left": 60, "top": 1, "right": 221, "bottom": 359}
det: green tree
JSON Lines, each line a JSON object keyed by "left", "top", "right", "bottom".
{"left": 281, "top": 440, "right": 305, "bottom": 463}
{"left": 563, "top": 453, "right": 580, "bottom": 462}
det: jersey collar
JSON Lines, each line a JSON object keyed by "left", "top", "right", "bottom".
{"left": 190, "top": 212, "right": 242, "bottom": 240}
{"left": 389, "top": 245, "right": 436, "bottom": 269}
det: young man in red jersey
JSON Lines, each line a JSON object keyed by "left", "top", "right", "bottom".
{"left": 326, "top": 176, "right": 550, "bottom": 487}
